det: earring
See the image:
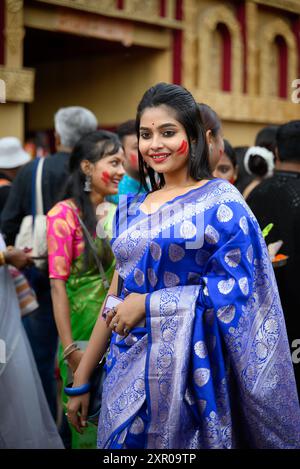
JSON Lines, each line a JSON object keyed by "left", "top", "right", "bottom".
{"left": 84, "top": 174, "right": 92, "bottom": 192}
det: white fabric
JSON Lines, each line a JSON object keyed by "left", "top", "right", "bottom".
{"left": 15, "top": 158, "right": 47, "bottom": 270}
{"left": 0, "top": 137, "right": 30, "bottom": 169}
{"left": 0, "top": 234, "right": 64, "bottom": 449}
{"left": 244, "top": 146, "right": 275, "bottom": 178}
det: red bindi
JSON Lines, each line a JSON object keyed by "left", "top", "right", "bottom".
{"left": 101, "top": 171, "right": 110, "bottom": 184}
{"left": 177, "top": 140, "right": 188, "bottom": 156}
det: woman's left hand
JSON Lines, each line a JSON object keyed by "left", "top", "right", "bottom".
{"left": 106, "top": 293, "right": 147, "bottom": 336}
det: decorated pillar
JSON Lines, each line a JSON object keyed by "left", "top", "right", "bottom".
{"left": 4, "top": 0, "right": 24, "bottom": 68}
{"left": 246, "top": 1, "right": 259, "bottom": 95}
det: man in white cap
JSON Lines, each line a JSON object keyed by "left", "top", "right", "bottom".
{"left": 0, "top": 137, "right": 30, "bottom": 215}
{"left": 0, "top": 107, "right": 98, "bottom": 436}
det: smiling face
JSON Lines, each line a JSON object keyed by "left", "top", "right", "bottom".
{"left": 139, "top": 105, "right": 190, "bottom": 177}
{"left": 84, "top": 147, "right": 125, "bottom": 196}
{"left": 213, "top": 152, "right": 237, "bottom": 183}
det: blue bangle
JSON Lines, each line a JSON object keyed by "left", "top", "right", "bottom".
{"left": 64, "top": 382, "right": 91, "bottom": 396}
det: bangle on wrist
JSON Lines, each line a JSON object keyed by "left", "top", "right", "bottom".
{"left": 64, "top": 382, "right": 91, "bottom": 396}
{"left": 63, "top": 341, "right": 76, "bottom": 354}
{"left": 64, "top": 345, "right": 80, "bottom": 360}
{"left": 0, "top": 251, "right": 6, "bottom": 266}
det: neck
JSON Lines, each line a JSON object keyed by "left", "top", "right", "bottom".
{"left": 163, "top": 169, "right": 196, "bottom": 190}
{"left": 89, "top": 191, "right": 104, "bottom": 209}
{"left": 56, "top": 144, "right": 72, "bottom": 154}
{"left": 0, "top": 168, "right": 15, "bottom": 179}
{"left": 276, "top": 160, "right": 300, "bottom": 173}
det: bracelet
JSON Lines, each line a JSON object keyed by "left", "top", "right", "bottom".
{"left": 63, "top": 341, "right": 77, "bottom": 355}
{"left": 64, "top": 346, "right": 80, "bottom": 360}
{"left": 0, "top": 251, "right": 6, "bottom": 266}
{"left": 64, "top": 382, "right": 91, "bottom": 396}
{"left": 63, "top": 342, "right": 78, "bottom": 359}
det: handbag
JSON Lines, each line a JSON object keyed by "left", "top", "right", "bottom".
{"left": 15, "top": 157, "right": 48, "bottom": 271}
{"left": 8, "top": 265, "right": 39, "bottom": 317}
{"left": 65, "top": 214, "right": 124, "bottom": 423}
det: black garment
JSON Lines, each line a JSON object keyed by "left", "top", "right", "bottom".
{"left": 247, "top": 170, "right": 300, "bottom": 397}
{"left": 0, "top": 171, "right": 12, "bottom": 217}
{"left": 0, "top": 152, "right": 70, "bottom": 245}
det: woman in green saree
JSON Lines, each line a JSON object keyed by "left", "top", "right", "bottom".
{"left": 47, "top": 130, "right": 125, "bottom": 448}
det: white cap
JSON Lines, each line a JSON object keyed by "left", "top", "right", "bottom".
{"left": 0, "top": 137, "right": 31, "bottom": 169}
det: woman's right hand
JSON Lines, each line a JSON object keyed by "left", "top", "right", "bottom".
{"left": 66, "top": 392, "right": 90, "bottom": 433}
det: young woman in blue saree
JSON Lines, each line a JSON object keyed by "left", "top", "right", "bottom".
{"left": 66, "top": 83, "right": 300, "bottom": 449}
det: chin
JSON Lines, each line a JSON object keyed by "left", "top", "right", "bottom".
{"left": 108, "top": 187, "right": 118, "bottom": 194}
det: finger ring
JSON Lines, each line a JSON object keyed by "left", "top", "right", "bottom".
{"left": 113, "top": 322, "right": 118, "bottom": 329}
{"left": 111, "top": 307, "right": 117, "bottom": 317}
{"left": 123, "top": 327, "right": 130, "bottom": 335}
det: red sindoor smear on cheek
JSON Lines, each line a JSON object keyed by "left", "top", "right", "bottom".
{"left": 101, "top": 171, "right": 111, "bottom": 184}
{"left": 177, "top": 140, "right": 188, "bottom": 156}
{"left": 130, "top": 153, "right": 138, "bottom": 167}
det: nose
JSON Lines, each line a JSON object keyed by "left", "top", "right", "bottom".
{"left": 117, "top": 164, "right": 126, "bottom": 177}
{"left": 150, "top": 133, "right": 163, "bottom": 151}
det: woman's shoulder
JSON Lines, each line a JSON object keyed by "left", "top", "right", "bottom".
{"left": 202, "top": 179, "right": 257, "bottom": 227}
{"left": 47, "top": 199, "right": 80, "bottom": 230}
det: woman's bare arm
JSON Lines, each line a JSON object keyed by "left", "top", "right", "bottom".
{"left": 50, "top": 278, "right": 73, "bottom": 348}
{"left": 72, "top": 270, "right": 119, "bottom": 386}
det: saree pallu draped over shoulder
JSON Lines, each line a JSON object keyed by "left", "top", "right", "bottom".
{"left": 97, "top": 180, "right": 300, "bottom": 449}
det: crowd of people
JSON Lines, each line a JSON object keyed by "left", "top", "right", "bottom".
{"left": 0, "top": 82, "right": 299, "bottom": 449}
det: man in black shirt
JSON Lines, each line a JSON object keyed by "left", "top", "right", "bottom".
{"left": 1, "top": 106, "right": 98, "bottom": 423}
{"left": 247, "top": 120, "right": 300, "bottom": 399}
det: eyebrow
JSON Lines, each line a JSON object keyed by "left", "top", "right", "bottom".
{"left": 140, "top": 123, "right": 178, "bottom": 131}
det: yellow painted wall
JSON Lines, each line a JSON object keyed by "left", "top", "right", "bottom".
{"left": 0, "top": 103, "right": 24, "bottom": 140}
{"left": 222, "top": 120, "right": 269, "bottom": 147}
{"left": 27, "top": 48, "right": 172, "bottom": 132}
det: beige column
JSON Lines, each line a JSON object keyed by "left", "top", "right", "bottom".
{"left": 1, "top": 1, "right": 25, "bottom": 140}
{"left": 183, "top": 0, "right": 198, "bottom": 90}
{"left": 4, "top": 0, "right": 24, "bottom": 68}
{"left": 246, "top": 1, "right": 259, "bottom": 95}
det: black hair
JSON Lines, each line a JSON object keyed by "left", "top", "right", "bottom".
{"left": 276, "top": 120, "right": 300, "bottom": 162}
{"left": 255, "top": 125, "right": 279, "bottom": 153}
{"left": 116, "top": 119, "right": 136, "bottom": 143}
{"left": 233, "top": 146, "right": 254, "bottom": 193}
{"left": 135, "top": 82, "right": 210, "bottom": 191}
{"left": 223, "top": 139, "right": 237, "bottom": 168}
{"left": 198, "top": 103, "right": 222, "bottom": 138}
{"left": 247, "top": 153, "right": 268, "bottom": 177}
{"left": 63, "top": 130, "right": 122, "bottom": 269}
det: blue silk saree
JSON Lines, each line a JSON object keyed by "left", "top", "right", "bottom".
{"left": 97, "top": 179, "right": 300, "bottom": 449}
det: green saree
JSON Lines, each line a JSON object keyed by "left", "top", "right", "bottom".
{"left": 58, "top": 205, "right": 115, "bottom": 449}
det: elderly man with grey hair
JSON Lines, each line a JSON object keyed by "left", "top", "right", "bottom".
{"left": 0, "top": 106, "right": 98, "bottom": 442}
